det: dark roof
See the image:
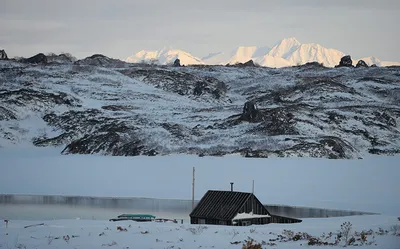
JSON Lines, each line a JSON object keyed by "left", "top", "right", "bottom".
{"left": 190, "top": 190, "right": 256, "bottom": 220}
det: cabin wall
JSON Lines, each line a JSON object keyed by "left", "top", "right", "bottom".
{"left": 234, "top": 217, "right": 270, "bottom": 226}
{"left": 190, "top": 217, "right": 232, "bottom": 225}
{"left": 191, "top": 215, "right": 300, "bottom": 226}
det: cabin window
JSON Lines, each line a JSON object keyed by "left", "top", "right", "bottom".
{"left": 199, "top": 219, "right": 206, "bottom": 224}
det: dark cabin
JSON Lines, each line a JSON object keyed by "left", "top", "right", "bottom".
{"left": 190, "top": 190, "right": 301, "bottom": 226}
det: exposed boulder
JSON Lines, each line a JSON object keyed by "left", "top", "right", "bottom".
{"left": 24, "top": 53, "right": 48, "bottom": 64}
{"left": 0, "top": 49, "right": 8, "bottom": 60}
{"left": 335, "top": 55, "right": 353, "bottom": 68}
{"left": 371, "top": 64, "right": 378, "bottom": 67}
{"left": 173, "top": 58, "right": 181, "bottom": 67}
{"left": 240, "top": 101, "right": 259, "bottom": 122}
{"left": 356, "top": 60, "right": 368, "bottom": 68}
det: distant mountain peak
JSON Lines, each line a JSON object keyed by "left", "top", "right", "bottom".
{"left": 126, "top": 48, "right": 203, "bottom": 65}
{"left": 280, "top": 37, "right": 301, "bottom": 44}
{"left": 268, "top": 37, "right": 302, "bottom": 59}
{"left": 125, "top": 38, "right": 400, "bottom": 68}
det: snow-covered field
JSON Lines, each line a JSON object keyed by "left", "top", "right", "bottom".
{"left": 1, "top": 215, "right": 399, "bottom": 249}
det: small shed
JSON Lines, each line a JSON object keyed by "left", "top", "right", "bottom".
{"left": 190, "top": 190, "right": 301, "bottom": 226}
{"left": 109, "top": 214, "right": 155, "bottom": 222}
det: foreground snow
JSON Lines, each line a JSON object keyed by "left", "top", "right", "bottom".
{"left": 1, "top": 215, "right": 399, "bottom": 249}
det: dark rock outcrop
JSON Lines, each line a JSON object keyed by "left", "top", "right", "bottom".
{"left": 0, "top": 106, "right": 17, "bottom": 120}
{"left": 47, "top": 53, "right": 76, "bottom": 64}
{"left": 356, "top": 60, "right": 368, "bottom": 68}
{"left": 371, "top": 64, "right": 378, "bottom": 67}
{"left": 61, "top": 132, "right": 156, "bottom": 156}
{"left": 335, "top": 55, "right": 353, "bottom": 68}
{"left": 173, "top": 59, "right": 181, "bottom": 67}
{"left": 233, "top": 60, "right": 256, "bottom": 67}
{"left": 250, "top": 108, "right": 297, "bottom": 136}
{"left": 193, "top": 82, "right": 207, "bottom": 96}
{"left": 243, "top": 60, "right": 256, "bottom": 67}
{"left": 75, "top": 54, "right": 125, "bottom": 67}
{"left": 37, "top": 109, "right": 157, "bottom": 156}
{"left": 240, "top": 101, "right": 259, "bottom": 122}
{"left": 0, "top": 49, "right": 8, "bottom": 60}
{"left": 0, "top": 89, "right": 78, "bottom": 108}
{"left": 282, "top": 136, "right": 355, "bottom": 159}
{"left": 373, "top": 111, "right": 396, "bottom": 127}
{"left": 24, "top": 53, "right": 48, "bottom": 64}
{"left": 122, "top": 69, "right": 227, "bottom": 101}
{"left": 297, "top": 62, "right": 325, "bottom": 69}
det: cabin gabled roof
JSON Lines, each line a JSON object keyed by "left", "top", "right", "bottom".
{"left": 189, "top": 190, "right": 269, "bottom": 220}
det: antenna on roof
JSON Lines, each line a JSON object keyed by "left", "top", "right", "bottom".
{"left": 192, "top": 167, "right": 195, "bottom": 211}
{"left": 251, "top": 180, "right": 254, "bottom": 214}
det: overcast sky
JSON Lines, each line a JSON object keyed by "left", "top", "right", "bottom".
{"left": 1, "top": 0, "right": 399, "bottom": 61}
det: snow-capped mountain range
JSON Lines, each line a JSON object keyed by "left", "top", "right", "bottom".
{"left": 126, "top": 38, "right": 400, "bottom": 68}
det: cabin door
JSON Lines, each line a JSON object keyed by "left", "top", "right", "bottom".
{"left": 241, "top": 220, "right": 251, "bottom": 226}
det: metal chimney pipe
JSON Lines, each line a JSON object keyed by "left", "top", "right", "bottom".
{"left": 230, "top": 182, "right": 234, "bottom": 192}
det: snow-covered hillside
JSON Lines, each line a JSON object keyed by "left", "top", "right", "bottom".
{"left": 126, "top": 38, "right": 400, "bottom": 68}
{"left": 0, "top": 57, "right": 400, "bottom": 159}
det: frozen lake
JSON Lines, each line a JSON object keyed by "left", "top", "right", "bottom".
{"left": 0, "top": 194, "right": 376, "bottom": 221}
{"left": 1, "top": 148, "right": 399, "bottom": 219}
{"left": 0, "top": 194, "right": 193, "bottom": 221}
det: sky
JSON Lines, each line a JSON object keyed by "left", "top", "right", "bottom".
{"left": 1, "top": 0, "right": 399, "bottom": 61}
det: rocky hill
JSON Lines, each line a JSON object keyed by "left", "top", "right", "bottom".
{"left": 0, "top": 55, "right": 399, "bottom": 159}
